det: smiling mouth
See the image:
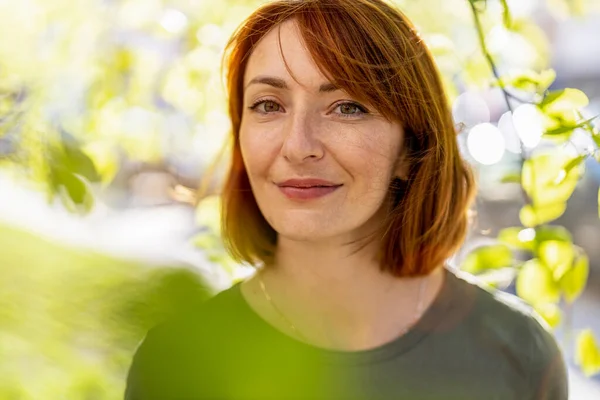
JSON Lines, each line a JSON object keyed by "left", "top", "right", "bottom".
{"left": 277, "top": 184, "right": 342, "bottom": 200}
{"left": 283, "top": 185, "right": 340, "bottom": 188}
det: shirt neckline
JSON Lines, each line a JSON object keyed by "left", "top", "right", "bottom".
{"left": 231, "top": 266, "right": 458, "bottom": 366}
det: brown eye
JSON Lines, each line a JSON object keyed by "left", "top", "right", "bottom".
{"left": 249, "top": 100, "right": 282, "bottom": 114}
{"left": 339, "top": 103, "right": 359, "bottom": 115}
{"left": 262, "top": 101, "right": 280, "bottom": 112}
{"left": 334, "top": 102, "right": 368, "bottom": 118}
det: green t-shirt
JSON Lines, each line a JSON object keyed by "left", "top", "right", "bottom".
{"left": 125, "top": 267, "right": 568, "bottom": 399}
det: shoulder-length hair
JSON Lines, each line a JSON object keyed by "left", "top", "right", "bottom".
{"left": 213, "top": 0, "right": 476, "bottom": 277}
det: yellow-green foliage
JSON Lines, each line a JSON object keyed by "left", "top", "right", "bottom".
{"left": 0, "top": 223, "right": 212, "bottom": 399}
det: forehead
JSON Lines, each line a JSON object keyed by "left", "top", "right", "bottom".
{"left": 243, "top": 19, "right": 330, "bottom": 89}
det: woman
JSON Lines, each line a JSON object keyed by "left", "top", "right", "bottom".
{"left": 125, "top": 0, "right": 568, "bottom": 399}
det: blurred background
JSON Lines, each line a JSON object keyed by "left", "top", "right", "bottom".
{"left": 0, "top": 0, "right": 599, "bottom": 398}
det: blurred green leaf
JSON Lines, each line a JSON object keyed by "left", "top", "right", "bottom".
{"left": 460, "top": 244, "right": 513, "bottom": 274}
{"left": 62, "top": 141, "right": 101, "bottom": 183}
{"left": 82, "top": 142, "right": 119, "bottom": 186}
{"left": 538, "top": 240, "right": 574, "bottom": 281}
{"left": 576, "top": 329, "right": 600, "bottom": 377}
{"left": 562, "top": 154, "right": 587, "bottom": 175}
{"left": 500, "top": 225, "right": 573, "bottom": 252}
{"left": 560, "top": 252, "right": 589, "bottom": 304}
{"left": 51, "top": 167, "right": 95, "bottom": 214}
{"left": 500, "top": 69, "right": 555, "bottom": 94}
{"left": 497, "top": 227, "right": 535, "bottom": 251}
{"left": 516, "top": 258, "right": 561, "bottom": 305}
{"left": 534, "top": 302, "right": 562, "bottom": 329}
{"left": 500, "top": 172, "right": 521, "bottom": 184}
{"left": 534, "top": 225, "right": 573, "bottom": 245}
{"left": 519, "top": 203, "right": 566, "bottom": 228}
{"left": 540, "top": 88, "right": 589, "bottom": 112}
{"left": 120, "top": 268, "right": 213, "bottom": 326}
{"left": 545, "top": 115, "right": 598, "bottom": 136}
{"left": 522, "top": 151, "right": 580, "bottom": 207}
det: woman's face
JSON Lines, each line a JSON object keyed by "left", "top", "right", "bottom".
{"left": 240, "top": 19, "right": 404, "bottom": 244}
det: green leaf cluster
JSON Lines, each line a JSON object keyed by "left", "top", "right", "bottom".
{"left": 0, "top": 223, "right": 214, "bottom": 398}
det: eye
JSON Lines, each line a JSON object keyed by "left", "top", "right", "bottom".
{"left": 333, "top": 102, "right": 369, "bottom": 118}
{"left": 249, "top": 100, "right": 282, "bottom": 114}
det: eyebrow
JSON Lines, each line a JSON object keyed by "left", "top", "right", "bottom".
{"left": 244, "top": 76, "right": 340, "bottom": 93}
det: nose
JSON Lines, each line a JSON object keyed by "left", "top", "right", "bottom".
{"left": 281, "top": 111, "right": 324, "bottom": 164}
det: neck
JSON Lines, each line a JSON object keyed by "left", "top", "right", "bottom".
{"left": 271, "top": 234, "right": 389, "bottom": 296}
{"left": 242, "top": 237, "right": 445, "bottom": 351}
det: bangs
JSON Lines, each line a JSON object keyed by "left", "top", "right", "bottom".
{"left": 286, "top": 1, "right": 426, "bottom": 122}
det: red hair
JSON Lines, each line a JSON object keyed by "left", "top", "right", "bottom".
{"left": 213, "top": 0, "right": 476, "bottom": 277}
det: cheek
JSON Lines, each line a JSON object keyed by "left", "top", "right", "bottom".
{"left": 239, "top": 125, "right": 278, "bottom": 177}
{"left": 337, "top": 135, "right": 398, "bottom": 181}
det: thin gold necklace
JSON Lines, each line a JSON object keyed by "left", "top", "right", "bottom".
{"left": 258, "top": 273, "right": 429, "bottom": 344}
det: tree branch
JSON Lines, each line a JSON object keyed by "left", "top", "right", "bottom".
{"left": 467, "top": 0, "right": 532, "bottom": 205}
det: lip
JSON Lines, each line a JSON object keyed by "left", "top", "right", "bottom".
{"left": 278, "top": 185, "right": 342, "bottom": 200}
{"left": 276, "top": 178, "right": 340, "bottom": 188}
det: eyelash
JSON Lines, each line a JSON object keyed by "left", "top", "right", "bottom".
{"left": 248, "top": 99, "right": 369, "bottom": 118}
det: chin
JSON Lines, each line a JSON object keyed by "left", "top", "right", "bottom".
{"left": 271, "top": 219, "right": 334, "bottom": 241}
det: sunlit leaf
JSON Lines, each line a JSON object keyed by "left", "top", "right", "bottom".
{"left": 536, "top": 69, "right": 557, "bottom": 93}
{"left": 562, "top": 154, "right": 587, "bottom": 175}
{"left": 540, "top": 89, "right": 566, "bottom": 108}
{"left": 62, "top": 141, "right": 101, "bottom": 183}
{"left": 81, "top": 141, "right": 120, "bottom": 186}
{"left": 545, "top": 115, "right": 599, "bottom": 136}
{"left": 534, "top": 302, "right": 562, "bottom": 329}
{"left": 460, "top": 244, "right": 513, "bottom": 274}
{"left": 49, "top": 134, "right": 101, "bottom": 184}
{"left": 516, "top": 258, "right": 560, "bottom": 305}
{"left": 500, "top": 225, "right": 572, "bottom": 252}
{"left": 560, "top": 252, "right": 589, "bottom": 303}
{"left": 540, "top": 88, "right": 589, "bottom": 112}
{"left": 541, "top": 114, "right": 580, "bottom": 144}
{"left": 538, "top": 240, "right": 574, "bottom": 281}
{"left": 51, "top": 167, "right": 95, "bottom": 214}
{"left": 519, "top": 203, "right": 566, "bottom": 228}
{"left": 500, "top": 69, "right": 555, "bottom": 94}
{"left": 497, "top": 227, "right": 535, "bottom": 251}
{"left": 576, "top": 329, "right": 600, "bottom": 377}
{"left": 534, "top": 225, "right": 572, "bottom": 245}
{"left": 522, "top": 151, "right": 581, "bottom": 207}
